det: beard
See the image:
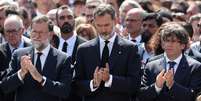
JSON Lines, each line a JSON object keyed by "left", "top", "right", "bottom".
{"left": 60, "top": 22, "right": 74, "bottom": 34}
{"left": 31, "top": 39, "right": 49, "bottom": 51}
{"left": 99, "top": 32, "right": 111, "bottom": 40}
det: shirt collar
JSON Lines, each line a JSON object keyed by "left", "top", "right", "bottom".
{"left": 99, "top": 32, "right": 117, "bottom": 44}
{"left": 164, "top": 53, "right": 183, "bottom": 65}
{"left": 9, "top": 38, "right": 24, "bottom": 51}
{"left": 128, "top": 34, "right": 142, "bottom": 43}
{"left": 34, "top": 44, "right": 51, "bottom": 57}
{"left": 60, "top": 32, "right": 77, "bottom": 45}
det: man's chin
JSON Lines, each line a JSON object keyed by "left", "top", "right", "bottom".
{"left": 100, "top": 35, "right": 110, "bottom": 40}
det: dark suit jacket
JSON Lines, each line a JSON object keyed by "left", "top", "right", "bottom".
{"left": 139, "top": 54, "right": 201, "bottom": 101}
{"left": 74, "top": 36, "right": 141, "bottom": 101}
{"left": 0, "top": 42, "right": 31, "bottom": 74}
{"left": 0, "top": 46, "right": 72, "bottom": 101}
{"left": 60, "top": 36, "right": 86, "bottom": 101}
{"left": 55, "top": 36, "right": 86, "bottom": 64}
{"left": 0, "top": 41, "right": 31, "bottom": 101}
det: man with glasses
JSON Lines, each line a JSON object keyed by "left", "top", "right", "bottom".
{"left": 138, "top": 22, "right": 201, "bottom": 101}
{"left": 0, "top": 15, "right": 31, "bottom": 101}
{"left": 0, "top": 15, "right": 72, "bottom": 101}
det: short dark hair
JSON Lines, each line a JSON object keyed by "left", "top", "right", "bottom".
{"left": 143, "top": 13, "right": 163, "bottom": 26}
{"left": 56, "top": 5, "right": 73, "bottom": 24}
{"left": 31, "top": 15, "right": 53, "bottom": 32}
{"left": 160, "top": 22, "right": 189, "bottom": 45}
{"left": 93, "top": 3, "right": 116, "bottom": 20}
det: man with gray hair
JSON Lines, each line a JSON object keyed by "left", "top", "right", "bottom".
{"left": 0, "top": 15, "right": 72, "bottom": 101}
{"left": 125, "top": 8, "right": 147, "bottom": 46}
{"left": 119, "top": 0, "right": 141, "bottom": 26}
{"left": 0, "top": 14, "right": 31, "bottom": 101}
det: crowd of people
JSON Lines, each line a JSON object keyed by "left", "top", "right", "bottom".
{"left": 0, "top": 0, "right": 201, "bottom": 101}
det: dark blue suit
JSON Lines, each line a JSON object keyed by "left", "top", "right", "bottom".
{"left": 0, "top": 46, "right": 72, "bottom": 101}
{"left": 0, "top": 42, "right": 31, "bottom": 101}
{"left": 74, "top": 36, "right": 141, "bottom": 101}
{"left": 139, "top": 54, "right": 201, "bottom": 101}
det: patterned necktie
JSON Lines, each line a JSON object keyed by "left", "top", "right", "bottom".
{"left": 168, "top": 61, "right": 176, "bottom": 73}
{"left": 101, "top": 40, "right": 109, "bottom": 67}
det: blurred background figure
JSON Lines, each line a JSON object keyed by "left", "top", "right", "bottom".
{"left": 76, "top": 23, "right": 96, "bottom": 40}
{"left": 73, "top": 0, "right": 86, "bottom": 17}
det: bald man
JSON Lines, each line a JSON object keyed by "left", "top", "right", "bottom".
{"left": 125, "top": 8, "right": 147, "bottom": 46}
{"left": 0, "top": 15, "right": 31, "bottom": 101}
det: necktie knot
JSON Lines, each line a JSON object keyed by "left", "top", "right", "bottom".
{"left": 131, "top": 39, "right": 136, "bottom": 43}
{"left": 168, "top": 61, "right": 176, "bottom": 69}
{"left": 37, "top": 52, "right": 43, "bottom": 57}
{"left": 105, "top": 40, "right": 109, "bottom": 45}
{"left": 12, "top": 48, "right": 17, "bottom": 53}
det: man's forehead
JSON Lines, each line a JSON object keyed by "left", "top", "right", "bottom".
{"left": 58, "top": 9, "right": 73, "bottom": 16}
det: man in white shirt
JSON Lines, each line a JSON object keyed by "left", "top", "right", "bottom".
{"left": 0, "top": 15, "right": 72, "bottom": 101}
{"left": 139, "top": 22, "right": 201, "bottom": 101}
{"left": 74, "top": 4, "right": 141, "bottom": 101}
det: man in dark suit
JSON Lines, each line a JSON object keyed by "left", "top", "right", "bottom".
{"left": 138, "top": 22, "right": 201, "bottom": 101}
{"left": 74, "top": 4, "right": 141, "bottom": 101}
{"left": 0, "top": 15, "right": 31, "bottom": 101}
{"left": 56, "top": 5, "right": 86, "bottom": 64}
{"left": 56, "top": 5, "right": 87, "bottom": 101}
{"left": 0, "top": 15, "right": 72, "bottom": 101}
{"left": 0, "top": 15, "right": 31, "bottom": 77}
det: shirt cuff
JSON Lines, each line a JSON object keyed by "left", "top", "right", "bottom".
{"left": 41, "top": 76, "right": 47, "bottom": 86}
{"left": 155, "top": 84, "right": 162, "bottom": 94}
{"left": 104, "top": 75, "right": 113, "bottom": 87}
{"left": 17, "top": 70, "right": 24, "bottom": 83}
{"left": 90, "top": 80, "right": 98, "bottom": 92}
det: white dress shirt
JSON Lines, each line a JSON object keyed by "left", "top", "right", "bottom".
{"left": 90, "top": 33, "right": 117, "bottom": 92}
{"left": 9, "top": 39, "right": 25, "bottom": 53}
{"left": 58, "top": 33, "right": 77, "bottom": 57}
{"left": 155, "top": 53, "right": 183, "bottom": 93}
{"left": 128, "top": 34, "right": 142, "bottom": 46}
{"left": 18, "top": 44, "right": 51, "bottom": 86}
{"left": 34, "top": 44, "right": 51, "bottom": 70}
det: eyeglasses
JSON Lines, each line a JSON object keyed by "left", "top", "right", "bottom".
{"left": 4, "top": 28, "right": 22, "bottom": 35}
{"left": 31, "top": 30, "right": 49, "bottom": 35}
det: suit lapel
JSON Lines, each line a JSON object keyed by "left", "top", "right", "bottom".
{"left": 5, "top": 43, "right": 12, "bottom": 60}
{"left": 109, "top": 36, "right": 121, "bottom": 70}
{"left": 174, "top": 55, "right": 190, "bottom": 84}
{"left": 72, "top": 36, "right": 79, "bottom": 64}
{"left": 42, "top": 47, "right": 57, "bottom": 75}
{"left": 93, "top": 37, "right": 101, "bottom": 66}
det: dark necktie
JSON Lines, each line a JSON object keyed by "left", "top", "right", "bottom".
{"left": 36, "top": 52, "right": 43, "bottom": 74}
{"left": 62, "top": 42, "right": 68, "bottom": 53}
{"left": 168, "top": 61, "right": 176, "bottom": 73}
{"left": 100, "top": 40, "right": 109, "bottom": 67}
{"left": 131, "top": 39, "right": 136, "bottom": 43}
{"left": 12, "top": 48, "right": 17, "bottom": 53}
